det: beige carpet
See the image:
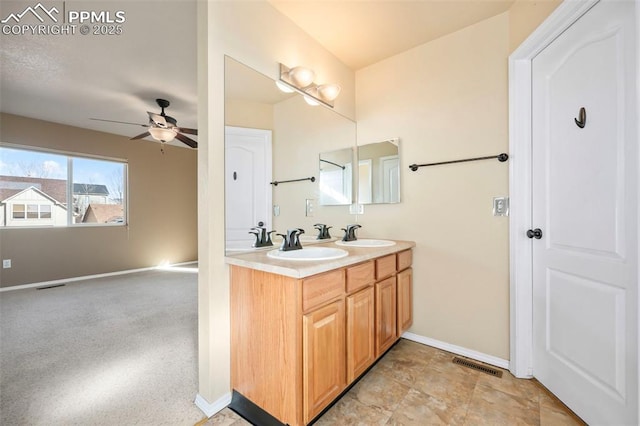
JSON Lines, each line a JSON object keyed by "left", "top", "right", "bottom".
{"left": 0, "top": 266, "right": 205, "bottom": 426}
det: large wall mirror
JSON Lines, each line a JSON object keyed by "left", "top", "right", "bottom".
{"left": 357, "top": 138, "right": 401, "bottom": 204}
{"left": 224, "top": 56, "right": 356, "bottom": 251}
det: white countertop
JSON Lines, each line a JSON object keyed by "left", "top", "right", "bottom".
{"left": 225, "top": 239, "right": 415, "bottom": 279}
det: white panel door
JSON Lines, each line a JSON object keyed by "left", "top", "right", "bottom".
{"left": 531, "top": 1, "right": 637, "bottom": 424}
{"left": 380, "top": 155, "right": 399, "bottom": 203}
{"left": 225, "top": 126, "right": 272, "bottom": 244}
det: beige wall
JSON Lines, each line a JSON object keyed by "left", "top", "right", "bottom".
{"left": 356, "top": 13, "right": 511, "bottom": 359}
{"left": 272, "top": 95, "right": 355, "bottom": 232}
{"left": 197, "top": 0, "right": 356, "bottom": 405}
{"left": 225, "top": 99, "right": 274, "bottom": 130}
{"left": 508, "top": 0, "right": 562, "bottom": 52}
{"left": 0, "top": 113, "right": 197, "bottom": 288}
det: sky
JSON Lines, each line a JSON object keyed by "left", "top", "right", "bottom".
{"left": 0, "top": 146, "right": 125, "bottom": 188}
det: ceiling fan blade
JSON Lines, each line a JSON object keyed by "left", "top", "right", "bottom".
{"left": 147, "top": 112, "right": 167, "bottom": 127}
{"left": 90, "top": 118, "right": 148, "bottom": 127}
{"left": 130, "top": 131, "right": 150, "bottom": 140}
{"left": 177, "top": 127, "right": 198, "bottom": 135}
{"left": 175, "top": 132, "right": 198, "bottom": 148}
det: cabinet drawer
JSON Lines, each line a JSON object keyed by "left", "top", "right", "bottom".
{"left": 346, "top": 261, "right": 375, "bottom": 293}
{"left": 302, "top": 269, "right": 345, "bottom": 312}
{"left": 397, "top": 249, "right": 413, "bottom": 271}
{"left": 376, "top": 254, "right": 397, "bottom": 280}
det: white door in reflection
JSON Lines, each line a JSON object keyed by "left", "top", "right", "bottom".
{"left": 380, "top": 155, "right": 399, "bottom": 203}
{"left": 225, "top": 126, "right": 272, "bottom": 245}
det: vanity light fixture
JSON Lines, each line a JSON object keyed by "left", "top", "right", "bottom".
{"left": 275, "top": 80, "right": 295, "bottom": 93}
{"left": 277, "top": 63, "right": 341, "bottom": 108}
{"left": 148, "top": 127, "right": 177, "bottom": 143}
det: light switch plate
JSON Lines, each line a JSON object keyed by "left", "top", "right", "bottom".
{"left": 3, "top": 259, "right": 11, "bottom": 269}
{"left": 493, "top": 197, "right": 509, "bottom": 216}
{"left": 305, "top": 199, "right": 315, "bottom": 217}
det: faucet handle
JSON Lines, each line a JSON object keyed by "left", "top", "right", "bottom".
{"left": 265, "top": 230, "right": 276, "bottom": 245}
{"left": 293, "top": 228, "right": 305, "bottom": 249}
{"left": 249, "top": 230, "right": 260, "bottom": 247}
{"left": 276, "top": 233, "right": 288, "bottom": 251}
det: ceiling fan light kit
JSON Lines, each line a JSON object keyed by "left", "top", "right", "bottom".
{"left": 148, "top": 126, "right": 177, "bottom": 143}
{"left": 277, "top": 63, "right": 341, "bottom": 108}
{"left": 90, "top": 98, "right": 197, "bottom": 150}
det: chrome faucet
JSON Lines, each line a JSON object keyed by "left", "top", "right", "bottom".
{"left": 277, "top": 228, "right": 305, "bottom": 251}
{"left": 249, "top": 222, "right": 276, "bottom": 248}
{"left": 314, "top": 223, "right": 332, "bottom": 240}
{"left": 341, "top": 224, "right": 361, "bottom": 242}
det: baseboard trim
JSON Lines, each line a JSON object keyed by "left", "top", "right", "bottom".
{"left": 195, "top": 392, "right": 232, "bottom": 418}
{"left": 0, "top": 261, "right": 198, "bottom": 292}
{"left": 402, "top": 332, "right": 510, "bottom": 370}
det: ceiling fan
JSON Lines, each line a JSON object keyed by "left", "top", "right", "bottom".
{"left": 91, "top": 98, "right": 197, "bottom": 149}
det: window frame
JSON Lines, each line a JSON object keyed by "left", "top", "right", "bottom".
{"left": 0, "top": 143, "right": 128, "bottom": 229}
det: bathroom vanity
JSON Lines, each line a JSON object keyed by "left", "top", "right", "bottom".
{"left": 225, "top": 240, "right": 415, "bottom": 425}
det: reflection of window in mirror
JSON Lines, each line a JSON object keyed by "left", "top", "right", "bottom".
{"left": 357, "top": 138, "right": 400, "bottom": 204}
{"left": 319, "top": 148, "right": 353, "bottom": 205}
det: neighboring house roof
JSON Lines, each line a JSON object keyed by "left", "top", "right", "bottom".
{"left": 73, "top": 183, "right": 109, "bottom": 196}
{"left": 0, "top": 186, "right": 67, "bottom": 209}
{"left": 0, "top": 175, "right": 67, "bottom": 204}
{"left": 82, "top": 203, "right": 123, "bottom": 223}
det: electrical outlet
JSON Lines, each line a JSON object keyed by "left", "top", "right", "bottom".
{"left": 3, "top": 259, "right": 11, "bottom": 269}
{"left": 493, "top": 197, "right": 509, "bottom": 216}
{"left": 349, "top": 204, "right": 364, "bottom": 215}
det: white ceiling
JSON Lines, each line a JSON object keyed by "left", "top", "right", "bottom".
{"left": 1, "top": 1, "right": 514, "bottom": 145}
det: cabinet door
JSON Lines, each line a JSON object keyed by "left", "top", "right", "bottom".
{"left": 303, "top": 299, "right": 346, "bottom": 424}
{"left": 375, "top": 276, "right": 397, "bottom": 357}
{"left": 346, "top": 286, "right": 375, "bottom": 383}
{"left": 397, "top": 267, "right": 413, "bottom": 336}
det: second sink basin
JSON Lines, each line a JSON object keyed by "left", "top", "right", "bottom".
{"left": 266, "top": 247, "right": 348, "bottom": 261}
{"left": 335, "top": 239, "right": 396, "bottom": 248}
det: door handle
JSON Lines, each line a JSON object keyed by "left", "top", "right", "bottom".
{"left": 527, "top": 228, "right": 543, "bottom": 239}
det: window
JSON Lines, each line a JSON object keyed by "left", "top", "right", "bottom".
{"left": 0, "top": 146, "right": 127, "bottom": 228}
{"left": 12, "top": 204, "right": 25, "bottom": 219}
{"left": 40, "top": 205, "right": 51, "bottom": 219}
{"left": 27, "top": 204, "right": 38, "bottom": 219}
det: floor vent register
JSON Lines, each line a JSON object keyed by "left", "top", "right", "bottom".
{"left": 452, "top": 357, "right": 503, "bottom": 378}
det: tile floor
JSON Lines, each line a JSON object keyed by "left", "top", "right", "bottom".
{"left": 198, "top": 339, "right": 585, "bottom": 425}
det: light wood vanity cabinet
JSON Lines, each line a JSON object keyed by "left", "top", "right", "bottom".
{"left": 375, "top": 276, "right": 397, "bottom": 357}
{"left": 229, "top": 247, "right": 413, "bottom": 426}
{"left": 397, "top": 267, "right": 413, "bottom": 335}
{"left": 346, "top": 261, "right": 376, "bottom": 383}
{"left": 303, "top": 299, "right": 346, "bottom": 423}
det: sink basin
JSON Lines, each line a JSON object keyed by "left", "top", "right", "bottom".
{"left": 272, "top": 235, "right": 334, "bottom": 246}
{"left": 266, "top": 247, "right": 348, "bottom": 261}
{"left": 335, "top": 239, "right": 396, "bottom": 248}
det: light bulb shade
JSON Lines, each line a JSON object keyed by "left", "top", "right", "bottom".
{"left": 149, "top": 127, "right": 177, "bottom": 143}
{"left": 288, "top": 66, "right": 315, "bottom": 88}
{"left": 317, "top": 84, "right": 341, "bottom": 102}
{"left": 275, "top": 80, "right": 295, "bottom": 93}
{"left": 303, "top": 94, "right": 320, "bottom": 106}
